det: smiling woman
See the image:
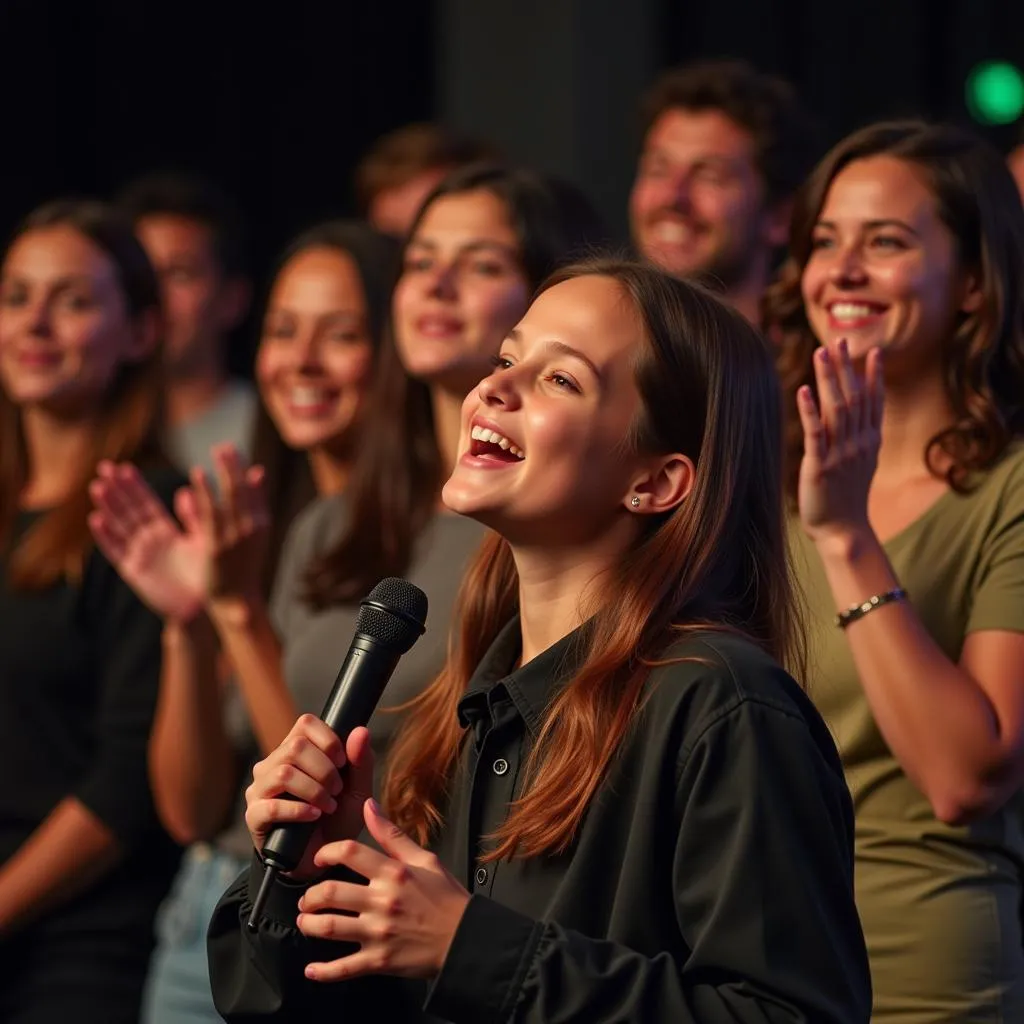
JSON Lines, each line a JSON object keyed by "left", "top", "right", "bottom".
{"left": 767, "top": 121, "right": 1024, "bottom": 1022}
{"left": 84, "top": 218, "right": 400, "bottom": 1024}
{"left": 208, "top": 260, "right": 871, "bottom": 1024}
{"left": 0, "top": 200, "right": 182, "bottom": 1024}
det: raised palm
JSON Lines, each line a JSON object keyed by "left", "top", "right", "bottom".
{"left": 89, "top": 463, "right": 210, "bottom": 622}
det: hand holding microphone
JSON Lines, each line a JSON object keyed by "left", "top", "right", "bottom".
{"left": 245, "top": 578, "right": 428, "bottom": 930}
{"left": 244, "top": 717, "right": 374, "bottom": 882}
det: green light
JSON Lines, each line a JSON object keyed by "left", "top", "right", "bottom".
{"left": 967, "top": 61, "right": 1024, "bottom": 125}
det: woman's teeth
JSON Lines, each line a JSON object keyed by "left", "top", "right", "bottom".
{"left": 471, "top": 425, "right": 524, "bottom": 459}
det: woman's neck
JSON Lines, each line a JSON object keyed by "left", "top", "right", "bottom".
{"left": 307, "top": 445, "right": 352, "bottom": 497}
{"left": 875, "top": 365, "right": 956, "bottom": 484}
{"left": 513, "top": 529, "right": 631, "bottom": 665}
{"left": 19, "top": 406, "right": 96, "bottom": 509}
{"left": 430, "top": 386, "right": 466, "bottom": 477}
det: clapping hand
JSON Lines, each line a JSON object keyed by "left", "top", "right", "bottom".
{"left": 89, "top": 463, "right": 209, "bottom": 622}
{"left": 797, "top": 341, "right": 884, "bottom": 545}
{"left": 195, "top": 444, "right": 270, "bottom": 621}
{"left": 88, "top": 444, "right": 269, "bottom": 623}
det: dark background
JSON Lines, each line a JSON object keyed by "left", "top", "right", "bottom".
{"left": 2, "top": 0, "right": 1022, "bottom": 367}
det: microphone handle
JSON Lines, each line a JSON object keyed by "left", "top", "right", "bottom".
{"left": 260, "top": 634, "right": 401, "bottom": 873}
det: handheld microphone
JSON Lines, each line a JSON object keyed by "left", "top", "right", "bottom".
{"left": 246, "top": 577, "right": 428, "bottom": 931}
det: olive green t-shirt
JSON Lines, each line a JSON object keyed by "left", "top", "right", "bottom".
{"left": 791, "top": 445, "right": 1024, "bottom": 1023}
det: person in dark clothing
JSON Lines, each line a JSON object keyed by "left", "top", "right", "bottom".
{"left": 208, "top": 260, "right": 871, "bottom": 1023}
{"left": 0, "top": 200, "right": 182, "bottom": 1022}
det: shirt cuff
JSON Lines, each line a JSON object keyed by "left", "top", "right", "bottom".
{"left": 424, "top": 894, "right": 543, "bottom": 1024}
{"left": 245, "top": 853, "right": 312, "bottom": 929}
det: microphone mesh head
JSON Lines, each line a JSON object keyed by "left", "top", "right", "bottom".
{"left": 355, "top": 578, "right": 428, "bottom": 653}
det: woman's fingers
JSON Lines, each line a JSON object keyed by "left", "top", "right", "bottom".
{"left": 813, "top": 346, "right": 847, "bottom": 449}
{"left": 341, "top": 727, "right": 375, "bottom": 806}
{"left": 116, "top": 463, "right": 169, "bottom": 526}
{"left": 174, "top": 486, "right": 203, "bottom": 535}
{"left": 251, "top": 717, "right": 348, "bottom": 801}
{"left": 256, "top": 762, "right": 338, "bottom": 815}
{"left": 242, "top": 465, "right": 269, "bottom": 530}
{"left": 834, "top": 339, "right": 863, "bottom": 438}
{"left": 299, "top": 879, "right": 374, "bottom": 916}
{"left": 304, "top": 949, "right": 381, "bottom": 982}
{"left": 312, "top": 838, "right": 391, "bottom": 876}
{"left": 289, "top": 715, "right": 348, "bottom": 770}
{"left": 90, "top": 469, "right": 145, "bottom": 533}
{"left": 213, "top": 445, "right": 248, "bottom": 538}
{"left": 797, "top": 386, "right": 827, "bottom": 464}
{"left": 245, "top": 797, "right": 322, "bottom": 842}
{"left": 88, "top": 511, "right": 129, "bottom": 562}
{"left": 274, "top": 732, "right": 345, "bottom": 796}
{"left": 191, "top": 467, "right": 222, "bottom": 543}
{"left": 866, "top": 347, "right": 885, "bottom": 431}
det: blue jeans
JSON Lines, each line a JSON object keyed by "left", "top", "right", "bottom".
{"left": 141, "top": 845, "right": 249, "bottom": 1024}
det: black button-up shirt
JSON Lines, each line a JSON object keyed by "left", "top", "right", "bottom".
{"left": 209, "top": 621, "right": 871, "bottom": 1023}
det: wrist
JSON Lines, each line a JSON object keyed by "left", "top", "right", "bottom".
{"left": 809, "top": 522, "right": 878, "bottom": 564}
{"left": 435, "top": 890, "right": 472, "bottom": 975}
{"left": 162, "top": 614, "right": 212, "bottom": 647}
{"left": 208, "top": 593, "right": 266, "bottom": 632}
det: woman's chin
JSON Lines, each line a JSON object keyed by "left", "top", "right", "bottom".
{"left": 440, "top": 479, "right": 486, "bottom": 518}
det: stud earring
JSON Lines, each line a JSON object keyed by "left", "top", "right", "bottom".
{"left": 630, "top": 496, "right": 641, "bottom": 508}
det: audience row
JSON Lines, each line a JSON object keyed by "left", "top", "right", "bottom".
{"left": 1, "top": 58, "right": 1024, "bottom": 1024}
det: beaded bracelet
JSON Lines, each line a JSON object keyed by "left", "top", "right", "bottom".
{"left": 834, "top": 587, "right": 907, "bottom": 629}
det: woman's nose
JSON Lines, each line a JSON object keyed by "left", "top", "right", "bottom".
{"left": 478, "top": 367, "right": 521, "bottom": 409}
{"left": 829, "top": 245, "right": 868, "bottom": 285}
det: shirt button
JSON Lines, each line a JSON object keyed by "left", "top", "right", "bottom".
{"left": 474, "top": 866, "right": 488, "bottom": 886}
{"left": 492, "top": 758, "right": 509, "bottom": 776}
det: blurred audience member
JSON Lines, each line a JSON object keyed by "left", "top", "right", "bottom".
{"left": 630, "top": 59, "right": 818, "bottom": 323}
{"left": 354, "top": 123, "right": 498, "bottom": 237}
{"left": 0, "top": 200, "right": 181, "bottom": 1023}
{"left": 118, "top": 172, "right": 254, "bottom": 471}
{"left": 769, "top": 121, "right": 1024, "bottom": 1021}
{"left": 91, "top": 220, "right": 398, "bottom": 1024}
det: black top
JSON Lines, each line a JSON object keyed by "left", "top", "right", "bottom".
{"left": 208, "top": 621, "right": 871, "bottom": 1023}
{"left": 0, "top": 466, "right": 182, "bottom": 940}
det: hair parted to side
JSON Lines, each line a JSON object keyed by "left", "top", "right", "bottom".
{"left": 303, "top": 163, "right": 608, "bottom": 609}
{"left": 247, "top": 221, "right": 401, "bottom": 599}
{"left": 354, "top": 123, "right": 499, "bottom": 214}
{"left": 766, "top": 120, "right": 1024, "bottom": 499}
{"left": 640, "top": 59, "right": 820, "bottom": 207}
{"left": 384, "top": 258, "right": 801, "bottom": 860}
{"left": 0, "top": 199, "right": 165, "bottom": 589}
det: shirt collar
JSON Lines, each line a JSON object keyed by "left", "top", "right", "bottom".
{"left": 457, "top": 617, "right": 587, "bottom": 738}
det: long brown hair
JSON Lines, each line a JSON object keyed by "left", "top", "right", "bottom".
{"left": 246, "top": 220, "right": 400, "bottom": 598}
{"left": 384, "top": 259, "right": 799, "bottom": 860}
{"left": 0, "top": 199, "right": 164, "bottom": 589}
{"left": 304, "top": 163, "right": 607, "bottom": 608}
{"left": 767, "top": 121, "right": 1024, "bottom": 498}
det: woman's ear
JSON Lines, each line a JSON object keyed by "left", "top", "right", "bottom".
{"left": 624, "top": 452, "right": 695, "bottom": 515}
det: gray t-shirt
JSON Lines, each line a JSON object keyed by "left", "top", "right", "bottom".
{"left": 165, "top": 379, "right": 258, "bottom": 475}
{"left": 216, "top": 494, "right": 488, "bottom": 857}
